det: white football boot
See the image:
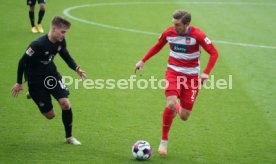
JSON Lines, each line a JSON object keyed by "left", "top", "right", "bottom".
{"left": 65, "top": 137, "right": 81, "bottom": 145}
{"left": 158, "top": 140, "right": 168, "bottom": 155}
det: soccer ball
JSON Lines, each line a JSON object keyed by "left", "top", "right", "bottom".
{"left": 132, "top": 140, "right": 152, "bottom": 161}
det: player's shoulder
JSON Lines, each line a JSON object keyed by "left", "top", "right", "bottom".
{"left": 190, "top": 26, "right": 213, "bottom": 45}
{"left": 30, "top": 34, "right": 48, "bottom": 47}
{"left": 189, "top": 26, "right": 207, "bottom": 38}
{"left": 190, "top": 26, "right": 204, "bottom": 34}
{"left": 164, "top": 26, "right": 175, "bottom": 32}
{"left": 162, "top": 26, "right": 176, "bottom": 35}
{"left": 34, "top": 34, "right": 48, "bottom": 43}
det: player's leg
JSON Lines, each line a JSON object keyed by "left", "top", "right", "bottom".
{"left": 27, "top": 0, "right": 37, "bottom": 33}
{"left": 179, "top": 76, "right": 199, "bottom": 121}
{"left": 36, "top": 0, "right": 46, "bottom": 33}
{"left": 51, "top": 78, "right": 81, "bottom": 145}
{"left": 58, "top": 98, "right": 73, "bottom": 138}
{"left": 178, "top": 107, "right": 192, "bottom": 121}
{"left": 158, "top": 70, "right": 181, "bottom": 155}
{"left": 57, "top": 98, "right": 81, "bottom": 145}
{"left": 43, "top": 109, "right": 55, "bottom": 119}
{"left": 162, "top": 94, "right": 178, "bottom": 140}
{"left": 28, "top": 84, "right": 55, "bottom": 119}
{"left": 159, "top": 94, "right": 178, "bottom": 155}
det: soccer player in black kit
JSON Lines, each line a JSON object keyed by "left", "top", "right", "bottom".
{"left": 11, "top": 16, "right": 87, "bottom": 145}
{"left": 27, "top": 0, "right": 46, "bottom": 33}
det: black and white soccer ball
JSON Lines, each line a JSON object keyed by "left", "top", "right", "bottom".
{"left": 132, "top": 140, "right": 152, "bottom": 161}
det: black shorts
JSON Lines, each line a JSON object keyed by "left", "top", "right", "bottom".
{"left": 28, "top": 76, "right": 69, "bottom": 113}
{"left": 27, "top": 0, "right": 46, "bottom": 6}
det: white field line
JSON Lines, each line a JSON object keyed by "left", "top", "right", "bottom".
{"left": 63, "top": 2, "right": 276, "bottom": 49}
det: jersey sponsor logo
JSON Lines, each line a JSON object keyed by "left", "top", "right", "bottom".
{"left": 171, "top": 44, "right": 188, "bottom": 53}
{"left": 26, "top": 47, "right": 35, "bottom": 56}
{"left": 204, "top": 37, "right": 212, "bottom": 44}
{"left": 44, "top": 51, "right": 49, "bottom": 55}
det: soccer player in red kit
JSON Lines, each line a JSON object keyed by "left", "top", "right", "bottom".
{"left": 135, "top": 10, "right": 218, "bottom": 155}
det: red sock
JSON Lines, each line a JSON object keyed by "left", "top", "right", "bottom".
{"left": 162, "top": 107, "right": 176, "bottom": 140}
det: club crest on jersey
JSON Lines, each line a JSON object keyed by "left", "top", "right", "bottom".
{"left": 26, "top": 47, "right": 35, "bottom": 56}
{"left": 57, "top": 46, "right": 62, "bottom": 52}
{"left": 44, "top": 51, "right": 49, "bottom": 55}
{"left": 185, "top": 37, "right": 191, "bottom": 44}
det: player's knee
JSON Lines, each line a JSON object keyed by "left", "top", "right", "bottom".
{"left": 44, "top": 110, "right": 55, "bottom": 120}
{"left": 61, "top": 102, "right": 70, "bottom": 110}
{"left": 59, "top": 99, "right": 70, "bottom": 110}
{"left": 179, "top": 115, "right": 189, "bottom": 121}
{"left": 167, "top": 101, "right": 176, "bottom": 110}
{"left": 45, "top": 114, "right": 55, "bottom": 120}
{"left": 29, "top": 6, "right": 35, "bottom": 11}
{"left": 166, "top": 96, "right": 177, "bottom": 110}
{"left": 40, "top": 4, "right": 46, "bottom": 10}
{"left": 179, "top": 108, "right": 190, "bottom": 121}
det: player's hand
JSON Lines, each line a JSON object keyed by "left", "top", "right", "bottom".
{"left": 11, "top": 83, "right": 24, "bottom": 97}
{"left": 76, "top": 66, "right": 87, "bottom": 79}
{"left": 199, "top": 73, "right": 209, "bottom": 84}
{"left": 135, "top": 60, "right": 144, "bottom": 74}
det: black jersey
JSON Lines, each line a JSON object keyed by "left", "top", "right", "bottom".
{"left": 17, "top": 34, "right": 77, "bottom": 84}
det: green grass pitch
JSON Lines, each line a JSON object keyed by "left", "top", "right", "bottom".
{"left": 0, "top": 0, "right": 275, "bottom": 163}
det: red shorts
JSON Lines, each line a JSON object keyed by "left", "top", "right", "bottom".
{"left": 165, "top": 68, "right": 199, "bottom": 110}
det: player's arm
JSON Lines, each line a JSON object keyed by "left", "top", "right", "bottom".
{"left": 59, "top": 45, "right": 87, "bottom": 79}
{"left": 135, "top": 32, "right": 168, "bottom": 73}
{"left": 11, "top": 46, "right": 35, "bottom": 97}
{"left": 197, "top": 31, "right": 219, "bottom": 84}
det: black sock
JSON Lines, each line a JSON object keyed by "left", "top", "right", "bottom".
{"left": 38, "top": 10, "right": 45, "bottom": 24}
{"left": 62, "top": 108, "right": 73, "bottom": 138}
{"left": 29, "top": 11, "right": 35, "bottom": 27}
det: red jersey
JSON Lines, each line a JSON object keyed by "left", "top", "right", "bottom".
{"left": 141, "top": 26, "right": 218, "bottom": 75}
